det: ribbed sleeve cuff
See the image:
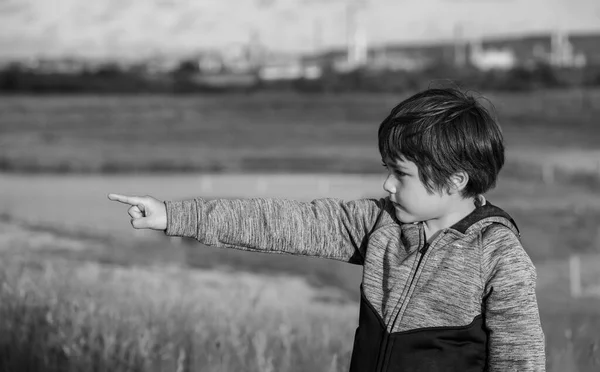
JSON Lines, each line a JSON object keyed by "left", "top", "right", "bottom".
{"left": 164, "top": 200, "right": 198, "bottom": 238}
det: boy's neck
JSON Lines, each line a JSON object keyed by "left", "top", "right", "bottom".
{"left": 423, "top": 197, "right": 478, "bottom": 241}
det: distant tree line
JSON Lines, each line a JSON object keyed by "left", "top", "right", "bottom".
{"left": 1, "top": 61, "right": 600, "bottom": 94}
{"left": 0, "top": 63, "right": 174, "bottom": 94}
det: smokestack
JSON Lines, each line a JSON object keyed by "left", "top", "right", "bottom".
{"left": 313, "top": 17, "right": 323, "bottom": 53}
{"left": 454, "top": 23, "right": 467, "bottom": 68}
{"left": 346, "top": 0, "right": 368, "bottom": 67}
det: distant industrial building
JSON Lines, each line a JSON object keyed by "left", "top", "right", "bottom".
{"left": 472, "top": 31, "right": 593, "bottom": 69}
{"left": 301, "top": 30, "right": 600, "bottom": 74}
{"left": 4, "top": 30, "right": 598, "bottom": 85}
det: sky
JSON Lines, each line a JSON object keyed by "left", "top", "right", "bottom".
{"left": 0, "top": 0, "right": 599, "bottom": 60}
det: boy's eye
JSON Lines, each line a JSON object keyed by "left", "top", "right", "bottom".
{"left": 382, "top": 163, "right": 406, "bottom": 177}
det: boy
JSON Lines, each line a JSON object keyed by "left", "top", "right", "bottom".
{"left": 108, "top": 88, "right": 545, "bottom": 371}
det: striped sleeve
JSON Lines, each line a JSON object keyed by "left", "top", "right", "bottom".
{"left": 481, "top": 224, "right": 546, "bottom": 372}
{"left": 164, "top": 197, "right": 387, "bottom": 264}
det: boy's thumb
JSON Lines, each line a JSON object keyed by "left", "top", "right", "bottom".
{"left": 130, "top": 217, "right": 148, "bottom": 229}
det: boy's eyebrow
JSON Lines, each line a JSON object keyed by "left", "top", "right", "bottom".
{"left": 389, "top": 161, "right": 408, "bottom": 170}
{"left": 382, "top": 159, "right": 410, "bottom": 172}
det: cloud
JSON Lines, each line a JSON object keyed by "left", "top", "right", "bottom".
{"left": 1, "top": 0, "right": 599, "bottom": 59}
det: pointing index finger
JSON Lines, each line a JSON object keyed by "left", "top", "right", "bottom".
{"left": 108, "top": 193, "right": 141, "bottom": 206}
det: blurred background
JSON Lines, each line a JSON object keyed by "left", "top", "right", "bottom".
{"left": 1, "top": 0, "right": 599, "bottom": 371}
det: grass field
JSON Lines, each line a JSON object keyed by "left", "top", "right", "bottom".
{"left": 0, "top": 235, "right": 356, "bottom": 372}
{"left": 1, "top": 89, "right": 599, "bottom": 180}
{"left": 0, "top": 90, "right": 599, "bottom": 371}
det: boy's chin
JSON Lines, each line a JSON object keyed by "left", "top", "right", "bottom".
{"left": 394, "top": 210, "right": 419, "bottom": 224}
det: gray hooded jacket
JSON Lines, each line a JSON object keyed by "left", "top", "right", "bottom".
{"left": 164, "top": 196, "right": 545, "bottom": 372}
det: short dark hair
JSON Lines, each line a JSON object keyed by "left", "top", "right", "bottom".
{"left": 378, "top": 88, "right": 504, "bottom": 198}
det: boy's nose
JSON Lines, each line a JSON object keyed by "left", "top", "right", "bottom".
{"left": 383, "top": 176, "right": 396, "bottom": 194}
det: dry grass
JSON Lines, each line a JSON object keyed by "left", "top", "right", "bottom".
{"left": 0, "top": 251, "right": 356, "bottom": 372}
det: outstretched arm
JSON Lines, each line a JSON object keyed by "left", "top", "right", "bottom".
{"left": 108, "top": 194, "right": 389, "bottom": 265}
{"left": 482, "top": 225, "right": 546, "bottom": 371}
{"left": 165, "top": 197, "right": 387, "bottom": 264}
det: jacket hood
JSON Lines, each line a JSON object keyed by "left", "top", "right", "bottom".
{"left": 450, "top": 195, "right": 520, "bottom": 238}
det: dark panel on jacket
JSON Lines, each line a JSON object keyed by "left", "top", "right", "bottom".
{"left": 350, "top": 289, "right": 487, "bottom": 372}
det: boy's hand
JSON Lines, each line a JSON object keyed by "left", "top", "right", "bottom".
{"left": 107, "top": 193, "right": 167, "bottom": 231}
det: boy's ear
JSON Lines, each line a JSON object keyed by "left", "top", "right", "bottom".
{"left": 448, "top": 171, "right": 469, "bottom": 194}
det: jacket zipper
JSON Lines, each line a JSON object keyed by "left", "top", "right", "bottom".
{"left": 375, "top": 241, "right": 430, "bottom": 372}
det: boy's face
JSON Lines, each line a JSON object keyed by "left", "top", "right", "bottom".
{"left": 382, "top": 157, "right": 449, "bottom": 224}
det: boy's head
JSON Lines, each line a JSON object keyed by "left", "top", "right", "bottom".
{"left": 378, "top": 88, "right": 504, "bottom": 223}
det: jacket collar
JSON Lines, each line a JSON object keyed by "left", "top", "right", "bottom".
{"left": 449, "top": 197, "right": 520, "bottom": 236}
{"left": 399, "top": 196, "right": 520, "bottom": 253}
